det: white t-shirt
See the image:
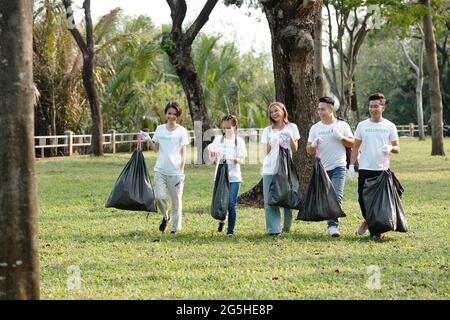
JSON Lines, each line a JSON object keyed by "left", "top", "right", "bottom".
{"left": 152, "top": 124, "right": 190, "bottom": 175}
{"left": 354, "top": 119, "right": 399, "bottom": 171}
{"left": 307, "top": 119, "right": 354, "bottom": 171}
{"left": 208, "top": 135, "right": 247, "bottom": 183}
{"left": 261, "top": 123, "right": 300, "bottom": 175}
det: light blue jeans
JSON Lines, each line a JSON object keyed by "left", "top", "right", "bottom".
{"left": 326, "top": 166, "right": 346, "bottom": 228}
{"left": 263, "top": 175, "right": 293, "bottom": 234}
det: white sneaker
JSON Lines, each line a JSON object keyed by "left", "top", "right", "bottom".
{"left": 327, "top": 226, "right": 340, "bottom": 237}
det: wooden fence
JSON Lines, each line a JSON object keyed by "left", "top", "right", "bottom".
{"left": 34, "top": 125, "right": 426, "bottom": 158}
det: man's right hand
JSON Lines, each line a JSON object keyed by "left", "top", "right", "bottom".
{"left": 347, "top": 165, "right": 355, "bottom": 181}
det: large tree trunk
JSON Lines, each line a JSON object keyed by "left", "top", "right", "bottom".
{"left": 166, "top": 47, "right": 213, "bottom": 162}
{"left": 0, "top": 0, "right": 40, "bottom": 299}
{"left": 422, "top": 0, "right": 445, "bottom": 155}
{"left": 62, "top": 0, "right": 103, "bottom": 156}
{"left": 163, "top": 0, "right": 218, "bottom": 164}
{"left": 82, "top": 51, "right": 104, "bottom": 156}
{"left": 239, "top": 0, "right": 321, "bottom": 207}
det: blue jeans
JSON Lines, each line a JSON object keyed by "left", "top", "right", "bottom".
{"left": 263, "top": 175, "right": 293, "bottom": 234}
{"left": 226, "top": 182, "right": 241, "bottom": 235}
{"left": 326, "top": 166, "right": 346, "bottom": 228}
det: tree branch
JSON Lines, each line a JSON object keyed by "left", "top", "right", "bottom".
{"left": 168, "top": 0, "right": 187, "bottom": 34}
{"left": 83, "top": 1, "right": 94, "bottom": 53}
{"left": 324, "top": 68, "right": 341, "bottom": 101}
{"left": 62, "top": 0, "right": 88, "bottom": 57}
{"left": 184, "top": 0, "right": 219, "bottom": 46}
{"left": 166, "top": 0, "right": 176, "bottom": 12}
{"left": 325, "top": 2, "right": 338, "bottom": 92}
{"left": 352, "top": 13, "right": 369, "bottom": 61}
{"left": 398, "top": 40, "right": 420, "bottom": 76}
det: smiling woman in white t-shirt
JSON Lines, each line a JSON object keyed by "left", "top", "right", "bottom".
{"left": 261, "top": 102, "right": 300, "bottom": 236}
{"left": 144, "top": 102, "right": 190, "bottom": 234}
{"left": 208, "top": 114, "right": 247, "bottom": 236}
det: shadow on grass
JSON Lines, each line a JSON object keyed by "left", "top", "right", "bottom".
{"left": 62, "top": 228, "right": 400, "bottom": 245}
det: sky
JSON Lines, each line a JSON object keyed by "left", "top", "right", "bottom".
{"left": 71, "top": 0, "right": 271, "bottom": 55}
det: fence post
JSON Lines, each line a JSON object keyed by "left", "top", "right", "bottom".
{"left": 40, "top": 137, "right": 45, "bottom": 158}
{"left": 409, "top": 123, "right": 414, "bottom": 137}
{"left": 65, "top": 130, "right": 73, "bottom": 156}
{"left": 108, "top": 129, "right": 116, "bottom": 154}
{"left": 194, "top": 121, "right": 203, "bottom": 164}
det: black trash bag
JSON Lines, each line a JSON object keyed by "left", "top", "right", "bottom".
{"left": 105, "top": 150, "right": 157, "bottom": 212}
{"left": 363, "top": 170, "right": 408, "bottom": 234}
{"left": 268, "top": 147, "right": 302, "bottom": 209}
{"left": 211, "top": 161, "right": 230, "bottom": 220}
{"left": 391, "top": 170, "right": 408, "bottom": 232}
{"left": 297, "top": 157, "right": 346, "bottom": 221}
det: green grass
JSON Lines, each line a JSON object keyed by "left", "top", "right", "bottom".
{"left": 36, "top": 138, "right": 450, "bottom": 299}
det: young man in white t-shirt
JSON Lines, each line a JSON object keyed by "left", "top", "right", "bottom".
{"left": 348, "top": 92, "right": 400, "bottom": 240}
{"left": 306, "top": 96, "right": 355, "bottom": 237}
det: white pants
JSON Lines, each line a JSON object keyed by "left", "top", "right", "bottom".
{"left": 154, "top": 171, "right": 184, "bottom": 232}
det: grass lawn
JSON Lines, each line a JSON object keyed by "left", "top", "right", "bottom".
{"left": 36, "top": 137, "right": 450, "bottom": 299}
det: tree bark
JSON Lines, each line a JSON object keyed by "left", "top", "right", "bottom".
{"left": 163, "top": 0, "right": 217, "bottom": 163}
{"left": 0, "top": 0, "right": 40, "bottom": 299}
{"left": 421, "top": 0, "right": 445, "bottom": 155}
{"left": 62, "top": 0, "right": 104, "bottom": 156}
{"left": 314, "top": 3, "right": 325, "bottom": 97}
{"left": 239, "top": 0, "right": 321, "bottom": 207}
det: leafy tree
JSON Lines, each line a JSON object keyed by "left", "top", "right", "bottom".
{"left": 62, "top": 0, "right": 104, "bottom": 156}
{"left": 226, "top": 0, "right": 322, "bottom": 205}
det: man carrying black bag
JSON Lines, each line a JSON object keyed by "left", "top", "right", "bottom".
{"left": 305, "top": 96, "right": 354, "bottom": 236}
{"left": 348, "top": 93, "right": 401, "bottom": 240}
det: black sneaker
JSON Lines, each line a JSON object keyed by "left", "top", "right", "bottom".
{"left": 371, "top": 234, "right": 384, "bottom": 241}
{"left": 217, "top": 221, "right": 225, "bottom": 232}
{"left": 159, "top": 216, "right": 170, "bottom": 232}
{"left": 170, "top": 231, "right": 176, "bottom": 234}
{"left": 268, "top": 233, "right": 280, "bottom": 237}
